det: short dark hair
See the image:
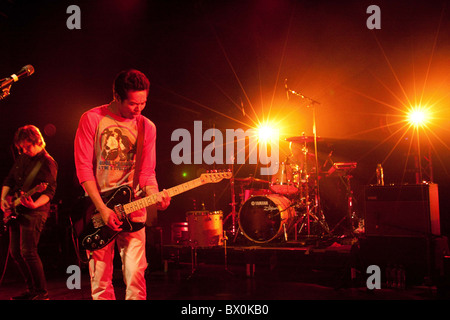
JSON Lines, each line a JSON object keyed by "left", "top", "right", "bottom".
{"left": 14, "top": 125, "right": 46, "bottom": 150}
{"left": 113, "top": 69, "right": 150, "bottom": 101}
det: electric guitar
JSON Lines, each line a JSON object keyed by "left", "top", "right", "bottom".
{"left": 2, "top": 182, "right": 48, "bottom": 226}
{"left": 76, "top": 171, "right": 232, "bottom": 252}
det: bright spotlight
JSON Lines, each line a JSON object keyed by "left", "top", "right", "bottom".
{"left": 407, "top": 106, "right": 429, "bottom": 127}
{"left": 257, "top": 124, "right": 276, "bottom": 143}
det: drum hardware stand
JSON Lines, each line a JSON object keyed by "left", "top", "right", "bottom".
{"left": 282, "top": 221, "right": 299, "bottom": 242}
{"left": 285, "top": 80, "right": 329, "bottom": 238}
{"left": 187, "top": 236, "right": 234, "bottom": 279}
{"left": 296, "top": 208, "right": 321, "bottom": 237}
{"left": 223, "top": 232, "right": 235, "bottom": 275}
{"left": 293, "top": 137, "right": 329, "bottom": 239}
{"left": 223, "top": 160, "right": 238, "bottom": 237}
{"left": 301, "top": 134, "right": 313, "bottom": 237}
{"left": 189, "top": 244, "right": 199, "bottom": 279}
{"left": 294, "top": 195, "right": 329, "bottom": 239}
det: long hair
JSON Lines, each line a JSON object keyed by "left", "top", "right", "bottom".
{"left": 14, "top": 125, "right": 46, "bottom": 152}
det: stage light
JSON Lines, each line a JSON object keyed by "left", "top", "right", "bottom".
{"left": 407, "top": 106, "right": 430, "bottom": 127}
{"left": 257, "top": 123, "right": 277, "bottom": 143}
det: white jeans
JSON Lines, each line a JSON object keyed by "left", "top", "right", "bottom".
{"left": 88, "top": 228, "right": 147, "bottom": 300}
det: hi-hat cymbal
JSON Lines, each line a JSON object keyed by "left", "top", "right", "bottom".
{"left": 286, "top": 136, "right": 321, "bottom": 143}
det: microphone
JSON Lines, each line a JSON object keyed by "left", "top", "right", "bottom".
{"left": 284, "top": 78, "right": 289, "bottom": 100}
{"left": 0, "top": 65, "right": 35, "bottom": 90}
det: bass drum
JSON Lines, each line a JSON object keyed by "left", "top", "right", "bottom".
{"left": 238, "top": 194, "right": 296, "bottom": 243}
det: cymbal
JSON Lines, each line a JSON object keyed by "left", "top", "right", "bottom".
{"left": 286, "top": 136, "right": 321, "bottom": 143}
{"left": 234, "top": 177, "right": 270, "bottom": 184}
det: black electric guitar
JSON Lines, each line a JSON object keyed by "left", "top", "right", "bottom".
{"left": 3, "top": 182, "right": 48, "bottom": 227}
{"left": 76, "top": 171, "right": 231, "bottom": 252}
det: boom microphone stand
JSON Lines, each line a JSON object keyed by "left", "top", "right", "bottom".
{"left": 285, "top": 79, "right": 329, "bottom": 236}
{"left": 1, "top": 65, "right": 35, "bottom": 101}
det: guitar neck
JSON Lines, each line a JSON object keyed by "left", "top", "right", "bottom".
{"left": 122, "top": 177, "right": 204, "bottom": 214}
{"left": 12, "top": 185, "right": 40, "bottom": 207}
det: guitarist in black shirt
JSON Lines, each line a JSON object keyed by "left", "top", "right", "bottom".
{"left": 1, "top": 125, "right": 57, "bottom": 300}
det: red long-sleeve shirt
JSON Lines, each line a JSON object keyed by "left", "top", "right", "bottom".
{"left": 74, "top": 105, "right": 158, "bottom": 194}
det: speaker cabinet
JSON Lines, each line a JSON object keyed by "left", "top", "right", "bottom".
{"left": 364, "top": 184, "right": 440, "bottom": 237}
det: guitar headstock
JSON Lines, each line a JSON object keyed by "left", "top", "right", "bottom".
{"left": 200, "top": 170, "right": 232, "bottom": 183}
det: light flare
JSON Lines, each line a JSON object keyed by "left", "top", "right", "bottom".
{"left": 257, "top": 123, "right": 277, "bottom": 143}
{"left": 407, "top": 106, "right": 431, "bottom": 128}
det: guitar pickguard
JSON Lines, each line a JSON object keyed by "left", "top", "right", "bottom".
{"left": 79, "top": 185, "right": 144, "bottom": 251}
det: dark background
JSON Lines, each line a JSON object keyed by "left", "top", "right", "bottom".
{"left": 0, "top": 0, "right": 449, "bottom": 239}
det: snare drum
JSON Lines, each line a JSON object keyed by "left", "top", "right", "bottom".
{"left": 238, "top": 194, "right": 295, "bottom": 243}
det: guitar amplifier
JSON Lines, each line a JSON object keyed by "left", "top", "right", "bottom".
{"left": 364, "top": 184, "right": 440, "bottom": 237}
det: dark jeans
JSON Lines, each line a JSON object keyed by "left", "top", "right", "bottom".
{"left": 9, "top": 211, "right": 48, "bottom": 293}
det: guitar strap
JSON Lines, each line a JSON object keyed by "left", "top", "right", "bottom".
{"left": 132, "top": 116, "right": 145, "bottom": 193}
{"left": 22, "top": 159, "right": 43, "bottom": 192}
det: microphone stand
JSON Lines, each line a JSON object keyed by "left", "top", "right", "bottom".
{"left": 285, "top": 82, "right": 329, "bottom": 236}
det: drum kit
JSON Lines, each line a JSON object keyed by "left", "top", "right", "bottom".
{"left": 181, "top": 82, "right": 358, "bottom": 248}
{"left": 232, "top": 133, "right": 333, "bottom": 244}
{"left": 179, "top": 136, "right": 358, "bottom": 249}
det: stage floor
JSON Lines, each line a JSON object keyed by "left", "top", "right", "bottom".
{"left": 0, "top": 235, "right": 448, "bottom": 301}
{"left": 0, "top": 261, "right": 442, "bottom": 301}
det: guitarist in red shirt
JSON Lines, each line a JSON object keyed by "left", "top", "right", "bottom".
{"left": 74, "top": 69, "right": 170, "bottom": 300}
{"left": 1, "top": 125, "right": 58, "bottom": 300}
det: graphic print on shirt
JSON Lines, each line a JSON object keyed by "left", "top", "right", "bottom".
{"left": 101, "top": 127, "right": 136, "bottom": 162}
{"left": 96, "top": 122, "right": 138, "bottom": 175}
